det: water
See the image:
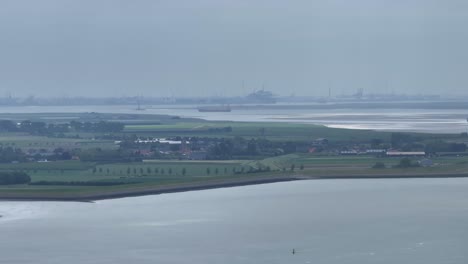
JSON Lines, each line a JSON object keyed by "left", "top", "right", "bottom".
{"left": 0, "top": 104, "right": 466, "bottom": 133}
{"left": 1, "top": 178, "right": 468, "bottom": 263}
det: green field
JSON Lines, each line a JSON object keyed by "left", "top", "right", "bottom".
{"left": 2, "top": 153, "right": 468, "bottom": 184}
{"left": 0, "top": 160, "right": 249, "bottom": 183}
{"left": 1, "top": 112, "right": 468, "bottom": 200}
{"left": 2, "top": 153, "right": 468, "bottom": 200}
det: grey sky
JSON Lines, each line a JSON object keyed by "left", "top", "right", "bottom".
{"left": 0, "top": 0, "right": 467, "bottom": 97}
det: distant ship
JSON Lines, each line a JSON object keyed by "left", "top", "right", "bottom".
{"left": 197, "top": 105, "right": 232, "bottom": 112}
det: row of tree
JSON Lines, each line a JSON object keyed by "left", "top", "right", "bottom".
{"left": 0, "top": 120, "right": 125, "bottom": 135}
{"left": 205, "top": 138, "right": 304, "bottom": 159}
{"left": 30, "top": 181, "right": 127, "bottom": 186}
{"left": 91, "top": 165, "right": 291, "bottom": 176}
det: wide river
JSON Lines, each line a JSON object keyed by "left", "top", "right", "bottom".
{"left": 1, "top": 178, "right": 468, "bottom": 263}
{"left": 0, "top": 104, "right": 467, "bottom": 133}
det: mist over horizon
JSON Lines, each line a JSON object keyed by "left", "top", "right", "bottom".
{"left": 0, "top": 0, "right": 467, "bottom": 98}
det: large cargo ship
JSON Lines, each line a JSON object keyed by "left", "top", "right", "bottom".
{"left": 245, "top": 90, "right": 276, "bottom": 104}
{"left": 197, "top": 105, "right": 232, "bottom": 112}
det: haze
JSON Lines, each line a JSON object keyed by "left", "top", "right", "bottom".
{"left": 0, "top": 0, "right": 467, "bottom": 97}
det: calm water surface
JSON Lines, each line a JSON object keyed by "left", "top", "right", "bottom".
{"left": 1, "top": 178, "right": 468, "bottom": 264}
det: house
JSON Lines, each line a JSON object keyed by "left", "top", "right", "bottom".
{"left": 311, "top": 138, "right": 329, "bottom": 146}
{"left": 366, "top": 149, "right": 386, "bottom": 154}
{"left": 386, "top": 151, "right": 426, "bottom": 157}
{"left": 340, "top": 150, "right": 358, "bottom": 155}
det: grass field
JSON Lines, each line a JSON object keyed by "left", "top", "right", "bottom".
{"left": 124, "top": 121, "right": 397, "bottom": 142}
{"left": 1, "top": 154, "right": 467, "bottom": 184}
{"left": 0, "top": 160, "right": 249, "bottom": 183}
{"left": 2, "top": 154, "right": 468, "bottom": 200}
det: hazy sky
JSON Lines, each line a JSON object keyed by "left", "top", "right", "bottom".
{"left": 0, "top": 0, "right": 467, "bottom": 97}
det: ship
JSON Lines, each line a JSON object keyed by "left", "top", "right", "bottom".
{"left": 197, "top": 105, "right": 232, "bottom": 112}
{"left": 245, "top": 90, "right": 276, "bottom": 104}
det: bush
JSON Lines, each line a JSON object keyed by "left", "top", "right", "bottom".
{"left": 372, "top": 162, "right": 386, "bottom": 169}
{"left": 425, "top": 140, "right": 466, "bottom": 153}
{"left": 0, "top": 172, "right": 31, "bottom": 185}
{"left": 395, "top": 158, "right": 420, "bottom": 168}
{"left": 290, "top": 164, "right": 295, "bottom": 171}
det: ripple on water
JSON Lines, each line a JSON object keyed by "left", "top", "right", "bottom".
{"left": 0, "top": 202, "right": 47, "bottom": 222}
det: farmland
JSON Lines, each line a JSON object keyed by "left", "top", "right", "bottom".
{"left": 2, "top": 153, "right": 468, "bottom": 200}
{"left": 0, "top": 112, "right": 468, "bottom": 200}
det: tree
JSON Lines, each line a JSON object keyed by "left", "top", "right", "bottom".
{"left": 208, "top": 140, "right": 234, "bottom": 160}
{"left": 147, "top": 167, "right": 152, "bottom": 174}
{"left": 206, "top": 168, "right": 211, "bottom": 175}
{"left": 290, "top": 164, "right": 295, "bottom": 171}
{"left": 247, "top": 139, "right": 258, "bottom": 155}
{"left": 106, "top": 168, "right": 110, "bottom": 174}
{"left": 391, "top": 133, "right": 420, "bottom": 148}
{"left": 425, "top": 140, "right": 467, "bottom": 153}
{"left": 397, "top": 158, "right": 418, "bottom": 168}
{"left": 182, "top": 168, "right": 187, "bottom": 176}
{"left": 371, "top": 138, "right": 383, "bottom": 148}
{"left": 168, "top": 168, "right": 172, "bottom": 175}
{"left": 215, "top": 168, "right": 219, "bottom": 175}
{"left": 372, "top": 162, "right": 386, "bottom": 169}
{"left": 0, "top": 120, "right": 17, "bottom": 132}
{"left": 300, "top": 164, "right": 304, "bottom": 170}
{"left": 98, "top": 167, "right": 103, "bottom": 173}
{"left": 127, "top": 167, "right": 131, "bottom": 175}
{"left": 0, "top": 172, "right": 31, "bottom": 185}
{"left": 140, "top": 168, "right": 144, "bottom": 175}
{"left": 92, "top": 168, "right": 97, "bottom": 174}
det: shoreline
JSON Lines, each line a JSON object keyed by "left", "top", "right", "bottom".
{"left": 2, "top": 173, "right": 468, "bottom": 202}
{"left": 0, "top": 176, "right": 300, "bottom": 203}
